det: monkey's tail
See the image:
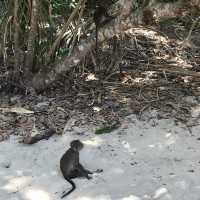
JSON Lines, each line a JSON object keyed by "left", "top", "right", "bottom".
{"left": 61, "top": 178, "right": 76, "bottom": 198}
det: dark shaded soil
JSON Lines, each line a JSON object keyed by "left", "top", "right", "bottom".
{"left": 1, "top": 25, "right": 200, "bottom": 142}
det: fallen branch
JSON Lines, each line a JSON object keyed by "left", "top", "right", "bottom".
{"left": 149, "top": 64, "right": 200, "bottom": 77}
{"left": 158, "top": 68, "right": 200, "bottom": 78}
{"left": 22, "top": 128, "right": 56, "bottom": 144}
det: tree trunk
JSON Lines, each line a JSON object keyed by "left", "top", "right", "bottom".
{"left": 25, "top": 0, "right": 39, "bottom": 72}
{"left": 13, "top": 0, "right": 20, "bottom": 69}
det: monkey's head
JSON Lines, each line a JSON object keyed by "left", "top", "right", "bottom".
{"left": 70, "top": 140, "right": 84, "bottom": 151}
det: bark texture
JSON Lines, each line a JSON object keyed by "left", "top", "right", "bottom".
{"left": 25, "top": 0, "right": 39, "bottom": 71}
{"left": 13, "top": 0, "right": 20, "bottom": 69}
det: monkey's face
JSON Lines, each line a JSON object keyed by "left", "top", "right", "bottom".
{"left": 70, "top": 140, "right": 84, "bottom": 151}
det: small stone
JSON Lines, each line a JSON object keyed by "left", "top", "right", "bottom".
{"left": 1, "top": 160, "right": 11, "bottom": 168}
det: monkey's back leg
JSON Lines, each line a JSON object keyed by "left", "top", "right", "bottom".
{"left": 68, "top": 169, "right": 89, "bottom": 179}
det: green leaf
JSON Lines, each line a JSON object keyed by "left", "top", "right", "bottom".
{"left": 95, "top": 123, "right": 120, "bottom": 135}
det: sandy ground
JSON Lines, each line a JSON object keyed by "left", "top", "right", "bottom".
{"left": 0, "top": 114, "right": 200, "bottom": 200}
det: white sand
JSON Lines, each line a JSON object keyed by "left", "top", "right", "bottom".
{"left": 0, "top": 114, "right": 200, "bottom": 200}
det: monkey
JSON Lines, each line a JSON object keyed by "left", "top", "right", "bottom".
{"left": 60, "top": 140, "right": 92, "bottom": 198}
{"left": 60, "top": 140, "right": 102, "bottom": 198}
{"left": 93, "top": 5, "right": 114, "bottom": 54}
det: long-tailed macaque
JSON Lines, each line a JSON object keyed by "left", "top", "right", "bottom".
{"left": 60, "top": 140, "right": 102, "bottom": 198}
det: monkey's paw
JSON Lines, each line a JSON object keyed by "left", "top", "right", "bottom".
{"left": 95, "top": 169, "right": 103, "bottom": 173}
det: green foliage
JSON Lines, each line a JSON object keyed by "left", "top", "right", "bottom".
{"left": 0, "top": 0, "right": 8, "bottom": 24}
{"left": 51, "top": 0, "right": 78, "bottom": 16}
{"left": 197, "top": 21, "right": 200, "bottom": 29}
{"left": 95, "top": 123, "right": 119, "bottom": 135}
{"left": 58, "top": 47, "right": 70, "bottom": 57}
{"left": 158, "top": 18, "right": 179, "bottom": 28}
